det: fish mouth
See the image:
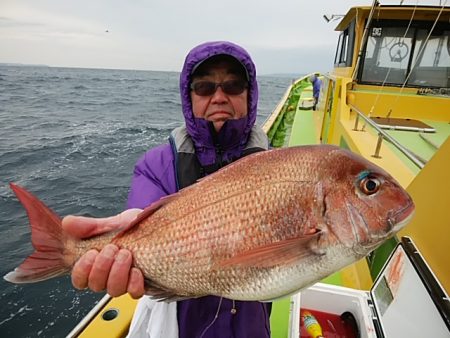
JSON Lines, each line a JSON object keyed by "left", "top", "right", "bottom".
{"left": 355, "top": 201, "right": 415, "bottom": 255}
{"left": 387, "top": 201, "right": 415, "bottom": 234}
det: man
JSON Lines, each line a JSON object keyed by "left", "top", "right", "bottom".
{"left": 309, "top": 74, "right": 321, "bottom": 111}
{"left": 63, "top": 41, "right": 271, "bottom": 337}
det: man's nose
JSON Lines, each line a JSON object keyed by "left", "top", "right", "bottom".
{"left": 211, "top": 85, "right": 227, "bottom": 102}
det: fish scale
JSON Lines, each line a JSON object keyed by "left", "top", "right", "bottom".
{"left": 4, "top": 144, "right": 414, "bottom": 302}
{"left": 125, "top": 182, "right": 305, "bottom": 294}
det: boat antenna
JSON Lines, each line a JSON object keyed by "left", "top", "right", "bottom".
{"left": 323, "top": 14, "right": 344, "bottom": 23}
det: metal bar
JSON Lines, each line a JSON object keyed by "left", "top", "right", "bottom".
{"left": 353, "top": 113, "right": 360, "bottom": 131}
{"left": 66, "top": 294, "right": 112, "bottom": 338}
{"left": 349, "top": 104, "right": 425, "bottom": 169}
{"left": 373, "top": 133, "right": 383, "bottom": 158}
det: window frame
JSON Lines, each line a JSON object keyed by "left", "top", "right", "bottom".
{"left": 334, "top": 20, "right": 356, "bottom": 67}
{"left": 356, "top": 19, "right": 450, "bottom": 88}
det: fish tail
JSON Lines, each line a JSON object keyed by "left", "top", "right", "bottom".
{"left": 4, "top": 183, "right": 72, "bottom": 284}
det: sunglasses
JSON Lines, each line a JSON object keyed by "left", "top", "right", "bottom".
{"left": 190, "top": 80, "right": 248, "bottom": 96}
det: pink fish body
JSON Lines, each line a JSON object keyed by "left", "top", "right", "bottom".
{"left": 4, "top": 145, "right": 414, "bottom": 301}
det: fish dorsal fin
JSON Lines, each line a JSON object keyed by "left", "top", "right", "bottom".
{"left": 113, "top": 194, "right": 177, "bottom": 240}
{"left": 216, "top": 230, "right": 322, "bottom": 269}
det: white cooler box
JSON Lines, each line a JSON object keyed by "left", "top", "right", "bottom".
{"left": 289, "top": 237, "right": 450, "bottom": 338}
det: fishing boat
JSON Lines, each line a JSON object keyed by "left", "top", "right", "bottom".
{"left": 68, "top": 3, "right": 449, "bottom": 337}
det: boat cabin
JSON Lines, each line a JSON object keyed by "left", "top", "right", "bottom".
{"left": 335, "top": 5, "right": 450, "bottom": 89}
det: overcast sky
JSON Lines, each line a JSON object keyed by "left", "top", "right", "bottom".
{"left": 0, "top": 0, "right": 444, "bottom": 74}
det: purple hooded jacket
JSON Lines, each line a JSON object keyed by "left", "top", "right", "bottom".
{"left": 127, "top": 41, "right": 271, "bottom": 337}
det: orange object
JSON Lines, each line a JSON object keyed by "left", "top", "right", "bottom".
{"left": 301, "top": 310, "right": 324, "bottom": 338}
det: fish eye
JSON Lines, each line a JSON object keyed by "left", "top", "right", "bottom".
{"left": 359, "top": 177, "right": 380, "bottom": 195}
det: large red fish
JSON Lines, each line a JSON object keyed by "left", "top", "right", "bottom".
{"left": 4, "top": 145, "right": 414, "bottom": 301}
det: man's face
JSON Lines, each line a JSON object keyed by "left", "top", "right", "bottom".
{"left": 190, "top": 60, "right": 248, "bottom": 132}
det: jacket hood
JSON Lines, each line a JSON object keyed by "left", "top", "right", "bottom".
{"left": 179, "top": 41, "right": 258, "bottom": 166}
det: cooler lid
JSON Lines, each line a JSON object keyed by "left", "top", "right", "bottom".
{"left": 370, "top": 236, "right": 450, "bottom": 338}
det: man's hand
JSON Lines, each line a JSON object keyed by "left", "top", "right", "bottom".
{"left": 62, "top": 209, "right": 145, "bottom": 299}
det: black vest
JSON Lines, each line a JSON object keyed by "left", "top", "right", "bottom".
{"left": 169, "top": 126, "right": 269, "bottom": 189}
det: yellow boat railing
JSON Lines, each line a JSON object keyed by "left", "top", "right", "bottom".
{"left": 349, "top": 104, "right": 426, "bottom": 169}
{"left": 66, "top": 294, "right": 112, "bottom": 338}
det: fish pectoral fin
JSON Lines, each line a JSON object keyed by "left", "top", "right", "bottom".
{"left": 144, "top": 278, "right": 194, "bottom": 302}
{"left": 113, "top": 195, "right": 178, "bottom": 239}
{"left": 216, "top": 231, "right": 322, "bottom": 269}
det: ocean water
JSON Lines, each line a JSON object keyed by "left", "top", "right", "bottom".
{"left": 0, "top": 65, "right": 291, "bottom": 337}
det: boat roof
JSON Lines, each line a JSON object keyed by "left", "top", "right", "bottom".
{"left": 335, "top": 5, "right": 450, "bottom": 31}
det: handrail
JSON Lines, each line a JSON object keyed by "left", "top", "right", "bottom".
{"left": 349, "top": 104, "right": 426, "bottom": 169}
{"left": 66, "top": 294, "right": 112, "bottom": 338}
{"left": 261, "top": 83, "right": 292, "bottom": 133}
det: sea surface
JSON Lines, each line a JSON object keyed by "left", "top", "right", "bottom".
{"left": 0, "top": 65, "right": 292, "bottom": 337}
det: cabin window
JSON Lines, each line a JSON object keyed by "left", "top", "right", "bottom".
{"left": 334, "top": 21, "right": 355, "bottom": 67}
{"left": 409, "top": 29, "right": 450, "bottom": 87}
{"left": 334, "top": 32, "right": 345, "bottom": 65}
{"left": 359, "top": 20, "right": 450, "bottom": 88}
